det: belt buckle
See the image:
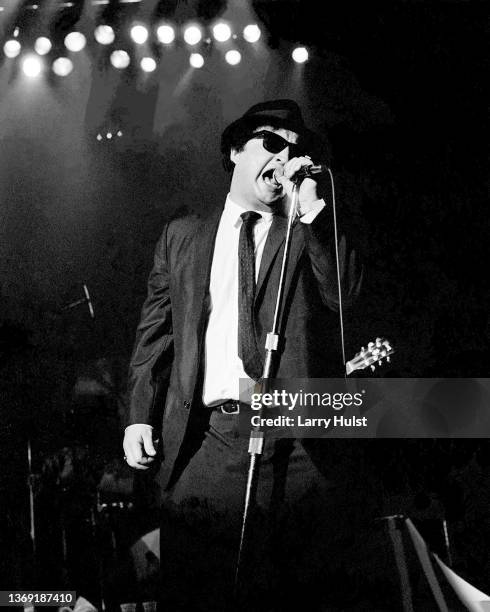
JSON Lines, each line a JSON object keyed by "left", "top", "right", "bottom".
{"left": 221, "top": 401, "right": 240, "bottom": 415}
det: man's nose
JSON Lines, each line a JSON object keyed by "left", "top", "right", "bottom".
{"left": 274, "top": 146, "right": 290, "bottom": 163}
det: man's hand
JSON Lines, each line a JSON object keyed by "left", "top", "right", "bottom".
{"left": 123, "top": 424, "right": 158, "bottom": 470}
{"left": 276, "top": 155, "right": 319, "bottom": 212}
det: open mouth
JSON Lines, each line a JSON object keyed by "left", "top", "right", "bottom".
{"left": 261, "top": 168, "right": 279, "bottom": 187}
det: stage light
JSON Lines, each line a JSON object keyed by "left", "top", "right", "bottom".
{"left": 94, "top": 25, "right": 115, "bottom": 45}
{"left": 140, "top": 57, "right": 156, "bottom": 72}
{"left": 65, "top": 32, "right": 86, "bottom": 52}
{"left": 292, "top": 46, "right": 308, "bottom": 63}
{"left": 212, "top": 22, "right": 231, "bottom": 42}
{"left": 52, "top": 57, "right": 73, "bottom": 76}
{"left": 107, "top": 132, "right": 112, "bottom": 139}
{"left": 130, "top": 24, "right": 148, "bottom": 45}
{"left": 34, "top": 37, "right": 52, "bottom": 55}
{"left": 243, "top": 24, "right": 261, "bottom": 43}
{"left": 96, "top": 134, "right": 102, "bottom": 141}
{"left": 3, "top": 40, "right": 21, "bottom": 58}
{"left": 225, "top": 50, "right": 241, "bottom": 65}
{"left": 117, "top": 131, "right": 123, "bottom": 137}
{"left": 22, "top": 55, "right": 42, "bottom": 77}
{"left": 156, "top": 24, "right": 175, "bottom": 44}
{"left": 183, "top": 25, "right": 202, "bottom": 46}
{"left": 110, "top": 50, "right": 130, "bottom": 69}
{"left": 189, "top": 53, "right": 204, "bottom": 68}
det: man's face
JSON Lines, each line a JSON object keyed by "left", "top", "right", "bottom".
{"left": 229, "top": 126, "right": 300, "bottom": 211}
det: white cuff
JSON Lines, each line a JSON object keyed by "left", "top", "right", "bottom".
{"left": 298, "top": 199, "right": 326, "bottom": 224}
{"left": 125, "top": 423, "right": 153, "bottom": 432}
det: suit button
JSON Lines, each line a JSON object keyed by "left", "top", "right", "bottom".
{"left": 183, "top": 401, "right": 190, "bottom": 410}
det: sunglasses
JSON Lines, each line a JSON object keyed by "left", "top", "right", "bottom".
{"left": 251, "top": 130, "right": 305, "bottom": 157}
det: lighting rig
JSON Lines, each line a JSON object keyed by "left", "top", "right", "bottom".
{"left": 0, "top": 0, "right": 309, "bottom": 78}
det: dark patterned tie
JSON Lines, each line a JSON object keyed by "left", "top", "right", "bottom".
{"left": 238, "top": 211, "right": 263, "bottom": 380}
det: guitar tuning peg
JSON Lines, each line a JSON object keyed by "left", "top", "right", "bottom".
{"left": 375, "top": 337, "right": 382, "bottom": 346}
{"left": 368, "top": 342, "right": 374, "bottom": 350}
{"left": 378, "top": 359, "right": 383, "bottom": 366}
{"left": 387, "top": 356, "right": 391, "bottom": 363}
{"left": 370, "top": 364, "right": 376, "bottom": 372}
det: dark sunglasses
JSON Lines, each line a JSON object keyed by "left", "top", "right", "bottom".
{"left": 251, "top": 130, "right": 305, "bottom": 157}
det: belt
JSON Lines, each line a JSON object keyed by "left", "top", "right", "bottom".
{"left": 214, "top": 400, "right": 242, "bottom": 415}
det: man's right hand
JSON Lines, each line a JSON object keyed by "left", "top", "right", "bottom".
{"left": 123, "top": 424, "right": 159, "bottom": 470}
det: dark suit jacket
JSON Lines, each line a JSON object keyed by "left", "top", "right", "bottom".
{"left": 127, "top": 204, "right": 362, "bottom": 490}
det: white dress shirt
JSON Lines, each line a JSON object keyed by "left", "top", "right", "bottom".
{"left": 202, "top": 194, "right": 325, "bottom": 406}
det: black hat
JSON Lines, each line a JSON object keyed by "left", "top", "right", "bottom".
{"left": 220, "top": 99, "right": 319, "bottom": 164}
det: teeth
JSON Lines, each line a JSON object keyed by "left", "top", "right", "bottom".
{"left": 263, "top": 174, "right": 281, "bottom": 190}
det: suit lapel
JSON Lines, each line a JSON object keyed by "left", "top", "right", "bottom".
{"left": 187, "top": 209, "right": 305, "bottom": 328}
{"left": 256, "top": 215, "right": 287, "bottom": 298}
{"left": 189, "top": 210, "right": 221, "bottom": 330}
{"left": 256, "top": 215, "right": 305, "bottom": 301}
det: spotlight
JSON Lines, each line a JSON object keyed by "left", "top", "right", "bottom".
{"left": 107, "top": 132, "right": 112, "bottom": 139}
{"left": 22, "top": 55, "right": 42, "bottom": 77}
{"left": 243, "top": 24, "right": 261, "bottom": 43}
{"left": 34, "top": 37, "right": 52, "bottom": 55}
{"left": 140, "top": 57, "right": 156, "bottom": 72}
{"left": 117, "top": 131, "right": 123, "bottom": 137}
{"left": 94, "top": 25, "right": 115, "bottom": 45}
{"left": 110, "top": 50, "right": 130, "bottom": 69}
{"left": 292, "top": 46, "right": 308, "bottom": 63}
{"left": 65, "top": 32, "right": 86, "bottom": 52}
{"left": 52, "top": 57, "right": 73, "bottom": 76}
{"left": 212, "top": 22, "right": 231, "bottom": 42}
{"left": 96, "top": 134, "right": 102, "bottom": 141}
{"left": 156, "top": 24, "right": 175, "bottom": 44}
{"left": 225, "top": 50, "right": 241, "bottom": 65}
{"left": 183, "top": 25, "right": 202, "bottom": 46}
{"left": 189, "top": 53, "right": 204, "bottom": 68}
{"left": 130, "top": 24, "right": 148, "bottom": 45}
{"left": 3, "top": 40, "right": 21, "bottom": 58}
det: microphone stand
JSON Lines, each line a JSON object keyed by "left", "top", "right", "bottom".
{"left": 27, "top": 439, "right": 37, "bottom": 567}
{"left": 234, "top": 182, "right": 300, "bottom": 603}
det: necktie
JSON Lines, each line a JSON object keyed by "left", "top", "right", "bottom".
{"left": 238, "top": 211, "right": 263, "bottom": 380}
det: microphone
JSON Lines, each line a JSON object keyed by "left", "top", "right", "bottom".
{"left": 272, "top": 164, "right": 327, "bottom": 185}
{"left": 83, "top": 284, "right": 95, "bottom": 319}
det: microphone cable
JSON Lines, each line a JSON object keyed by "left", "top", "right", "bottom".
{"left": 327, "top": 167, "right": 347, "bottom": 374}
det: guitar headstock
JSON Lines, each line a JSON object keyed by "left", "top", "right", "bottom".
{"left": 346, "top": 337, "right": 394, "bottom": 375}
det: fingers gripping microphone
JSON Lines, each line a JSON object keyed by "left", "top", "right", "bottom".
{"left": 272, "top": 164, "right": 327, "bottom": 186}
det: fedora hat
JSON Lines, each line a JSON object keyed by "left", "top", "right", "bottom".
{"left": 220, "top": 99, "right": 321, "bottom": 162}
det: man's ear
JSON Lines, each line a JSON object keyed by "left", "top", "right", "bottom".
{"left": 230, "top": 148, "right": 240, "bottom": 165}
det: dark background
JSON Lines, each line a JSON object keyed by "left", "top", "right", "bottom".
{"left": 0, "top": 0, "right": 488, "bottom": 606}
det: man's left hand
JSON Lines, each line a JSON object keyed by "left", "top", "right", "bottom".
{"left": 275, "top": 155, "right": 319, "bottom": 213}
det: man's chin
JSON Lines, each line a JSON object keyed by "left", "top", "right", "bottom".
{"left": 255, "top": 197, "right": 282, "bottom": 213}
{"left": 258, "top": 187, "right": 283, "bottom": 205}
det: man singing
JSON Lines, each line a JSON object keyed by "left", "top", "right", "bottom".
{"left": 123, "top": 100, "right": 362, "bottom": 611}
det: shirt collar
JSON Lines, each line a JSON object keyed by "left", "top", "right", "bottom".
{"left": 224, "top": 194, "right": 274, "bottom": 228}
